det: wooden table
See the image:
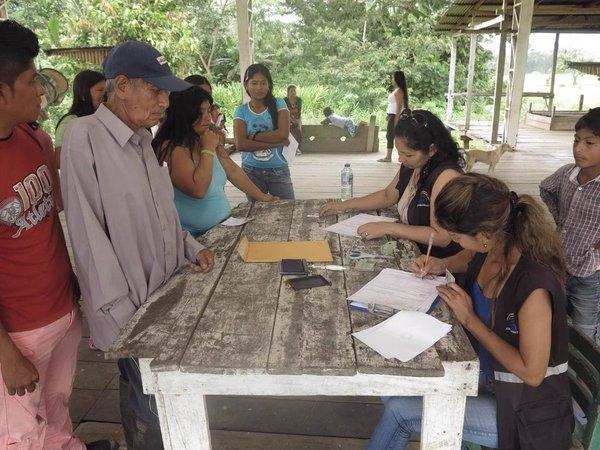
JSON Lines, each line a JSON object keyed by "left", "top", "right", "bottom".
{"left": 107, "top": 200, "right": 478, "bottom": 450}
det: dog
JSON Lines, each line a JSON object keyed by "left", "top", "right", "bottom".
{"left": 465, "top": 143, "right": 513, "bottom": 174}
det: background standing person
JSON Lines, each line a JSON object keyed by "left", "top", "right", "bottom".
{"left": 378, "top": 70, "right": 408, "bottom": 162}
{"left": 153, "top": 86, "right": 276, "bottom": 236}
{"left": 54, "top": 70, "right": 106, "bottom": 168}
{"left": 284, "top": 84, "right": 302, "bottom": 153}
{"left": 0, "top": 20, "right": 115, "bottom": 450}
{"left": 233, "top": 63, "right": 294, "bottom": 199}
{"left": 61, "top": 41, "right": 214, "bottom": 449}
{"left": 540, "top": 107, "right": 600, "bottom": 343}
{"left": 185, "top": 74, "right": 212, "bottom": 95}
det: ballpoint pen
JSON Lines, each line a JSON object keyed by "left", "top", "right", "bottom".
{"left": 420, "top": 232, "right": 434, "bottom": 278}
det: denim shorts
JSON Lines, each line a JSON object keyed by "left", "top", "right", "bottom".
{"left": 242, "top": 165, "right": 295, "bottom": 200}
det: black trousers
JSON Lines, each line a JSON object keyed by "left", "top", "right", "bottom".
{"left": 385, "top": 113, "right": 396, "bottom": 149}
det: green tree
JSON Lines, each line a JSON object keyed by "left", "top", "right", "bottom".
{"left": 558, "top": 49, "right": 584, "bottom": 85}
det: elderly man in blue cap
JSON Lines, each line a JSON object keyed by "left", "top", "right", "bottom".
{"left": 60, "top": 41, "right": 215, "bottom": 449}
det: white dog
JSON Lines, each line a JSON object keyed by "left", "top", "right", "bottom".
{"left": 465, "top": 143, "right": 513, "bottom": 174}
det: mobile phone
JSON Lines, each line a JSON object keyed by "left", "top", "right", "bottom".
{"left": 278, "top": 259, "right": 308, "bottom": 276}
{"left": 287, "top": 275, "right": 331, "bottom": 291}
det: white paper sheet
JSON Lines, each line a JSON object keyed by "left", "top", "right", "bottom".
{"left": 220, "top": 216, "right": 254, "bottom": 227}
{"left": 352, "top": 311, "right": 452, "bottom": 361}
{"left": 323, "top": 213, "right": 397, "bottom": 237}
{"left": 282, "top": 134, "right": 299, "bottom": 165}
{"left": 347, "top": 268, "right": 445, "bottom": 313}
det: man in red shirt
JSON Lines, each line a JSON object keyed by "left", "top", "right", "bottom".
{"left": 0, "top": 20, "right": 116, "bottom": 450}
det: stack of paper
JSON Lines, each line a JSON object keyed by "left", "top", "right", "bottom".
{"left": 323, "top": 213, "right": 397, "bottom": 237}
{"left": 348, "top": 268, "right": 445, "bottom": 313}
{"left": 352, "top": 311, "right": 452, "bottom": 362}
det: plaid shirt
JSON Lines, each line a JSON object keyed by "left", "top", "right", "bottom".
{"left": 540, "top": 164, "right": 600, "bottom": 277}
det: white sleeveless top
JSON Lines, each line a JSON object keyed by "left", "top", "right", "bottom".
{"left": 387, "top": 89, "right": 405, "bottom": 115}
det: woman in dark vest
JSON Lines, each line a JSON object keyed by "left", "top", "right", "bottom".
{"left": 367, "top": 173, "right": 573, "bottom": 450}
{"left": 320, "top": 109, "right": 463, "bottom": 258}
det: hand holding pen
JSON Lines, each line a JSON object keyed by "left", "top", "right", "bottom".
{"left": 411, "top": 254, "right": 446, "bottom": 278}
{"left": 419, "top": 232, "right": 435, "bottom": 278}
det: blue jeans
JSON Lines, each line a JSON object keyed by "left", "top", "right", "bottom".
{"left": 242, "top": 165, "right": 295, "bottom": 200}
{"left": 567, "top": 271, "right": 600, "bottom": 344}
{"left": 366, "top": 395, "right": 498, "bottom": 450}
{"left": 118, "top": 357, "right": 163, "bottom": 449}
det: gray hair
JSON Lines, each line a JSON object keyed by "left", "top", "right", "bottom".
{"left": 104, "top": 77, "right": 143, "bottom": 101}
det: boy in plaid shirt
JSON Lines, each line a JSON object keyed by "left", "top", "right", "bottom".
{"left": 540, "top": 107, "right": 600, "bottom": 343}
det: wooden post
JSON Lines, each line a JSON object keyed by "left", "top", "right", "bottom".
{"left": 0, "top": 0, "right": 8, "bottom": 19}
{"left": 491, "top": 33, "right": 507, "bottom": 144}
{"left": 464, "top": 34, "right": 477, "bottom": 133}
{"left": 366, "top": 115, "right": 377, "bottom": 152}
{"left": 421, "top": 394, "right": 467, "bottom": 449}
{"left": 155, "top": 392, "right": 212, "bottom": 450}
{"left": 236, "top": 0, "right": 253, "bottom": 103}
{"left": 505, "top": 0, "right": 534, "bottom": 148}
{"left": 446, "top": 36, "right": 458, "bottom": 124}
{"left": 548, "top": 33, "right": 560, "bottom": 112}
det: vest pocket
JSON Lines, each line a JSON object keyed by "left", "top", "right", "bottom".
{"left": 516, "top": 397, "right": 573, "bottom": 450}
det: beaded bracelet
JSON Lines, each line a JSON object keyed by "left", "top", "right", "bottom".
{"left": 201, "top": 149, "right": 216, "bottom": 157}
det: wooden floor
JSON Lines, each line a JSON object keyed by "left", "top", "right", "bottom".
{"left": 68, "top": 124, "right": 574, "bottom": 448}
{"left": 225, "top": 123, "right": 573, "bottom": 206}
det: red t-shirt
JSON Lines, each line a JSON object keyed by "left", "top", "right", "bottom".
{"left": 0, "top": 123, "right": 75, "bottom": 332}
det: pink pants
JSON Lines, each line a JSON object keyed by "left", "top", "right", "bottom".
{"left": 0, "top": 309, "right": 85, "bottom": 450}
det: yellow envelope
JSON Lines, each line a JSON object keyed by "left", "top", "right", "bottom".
{"left": 236, "top": 235, "right": 333, "bottom": 262}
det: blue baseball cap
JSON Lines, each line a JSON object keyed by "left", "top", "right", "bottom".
{"left": 103, "top": 41, "right": 191, "bottom": 92}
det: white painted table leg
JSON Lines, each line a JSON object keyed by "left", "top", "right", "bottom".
{"left": 154, "top": 391, "right": 212, "bottom": 450}
{"left": 420, "top": 394, "right": 467, "bottom": 450}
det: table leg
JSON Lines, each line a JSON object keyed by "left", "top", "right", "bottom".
{"left": 154, "top": 391, "right": 212, "bottom": 450}
{"left": 420, "top": 394, "right": 467, "bottom": 450}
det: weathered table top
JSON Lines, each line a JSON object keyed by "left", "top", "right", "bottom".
{"left": 107, "top": 200, "right": 476, "bottom": 378}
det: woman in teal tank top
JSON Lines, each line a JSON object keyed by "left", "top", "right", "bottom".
{"left": 153, "top": 86, "right": 276, "bottom": 236}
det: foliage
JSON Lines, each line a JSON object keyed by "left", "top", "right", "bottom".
{"left": 558, "top": 49, "right": 585, "bottom": 85}
{"left": 7, "top": 0, "right": 496, "bottom": 136}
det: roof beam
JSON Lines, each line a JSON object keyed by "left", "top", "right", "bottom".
{"left": 471, "top": 14, "right": 505, "bottom": 30}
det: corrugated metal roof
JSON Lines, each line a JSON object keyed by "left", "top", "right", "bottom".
{"left": 567, "top": 61, "right": 600, "bottom": 76}
{"left": 436, "top": 0, "right": 600, "bottom": 33}
{"left": 44, "top": 46, "right": 112, "bottom": 66}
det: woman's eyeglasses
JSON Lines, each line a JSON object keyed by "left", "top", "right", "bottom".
{"left": 399, "top": 109, "right": 428, "bottom": 128}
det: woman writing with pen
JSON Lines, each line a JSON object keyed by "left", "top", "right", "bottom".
{"left": 367, "top": 173, "right": 573, "bottom": 450}
{"left": 320, "top": 109, "right": 463, "bottom": 259}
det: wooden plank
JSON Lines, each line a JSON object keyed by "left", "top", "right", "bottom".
{"left": 106, "top": 202, "right": 253, "bottom": 367}
{"left": 268, "top": 199, "right": 356, "bottom": 375}
{"left": 337, "top": 211, "right": 444, "bottom": 377}
{"left": 210, "top": 430, "right": 373, "bottom": 450}
{"left": 178, "top": 201, "right": 295, "bottom": 374}
{"left": 300, "top": 125, "right": 378, "bottom": 153}
{"left": 206, "top": 395, "right": 383, "bottom": 439}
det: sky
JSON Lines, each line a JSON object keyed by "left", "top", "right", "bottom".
{"left": 483, "top": 33, "right": 600, "bottom": 60}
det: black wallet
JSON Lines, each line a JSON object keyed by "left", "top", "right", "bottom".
{"left": 277, "top": 259, "right": 309, "bottom": 276}
{"left": 287, "top": 275, "right": 331, "bottom": 291}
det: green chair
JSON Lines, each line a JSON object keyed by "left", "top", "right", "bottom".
{"left": 568, "top": 325, "right": 600, "bottom": 450}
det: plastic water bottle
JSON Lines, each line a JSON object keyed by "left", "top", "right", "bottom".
{"left": 341, "top": 163, "right": 354, "bottom": 200}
